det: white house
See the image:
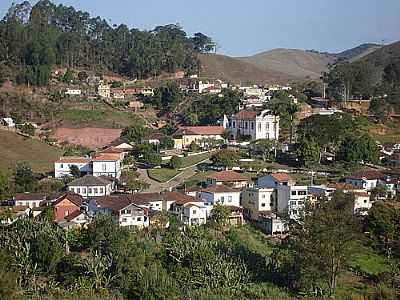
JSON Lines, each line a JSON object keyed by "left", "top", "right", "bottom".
{"left": 258, "top": 214, "right": 289, "bottom": 235}
{"left": 98, "top": 84, "right": 111, "bottom": 98}
{"left": 258, "top": 173, "right": 296, "bottom": 189}
{"left": 67, "top": 175, "right": 114, "bottom": 199}
{"left": 14, "top": 193, "right": 47, "bottom": 208}
{"left": 92, "top": 154, "right": 122, "bottom": 179}
{"left": 170, "top": 195, "right": 208, "bottom": 227}
{"left": 1, "top": 117, "right": 15, "bottom": 127}
{"left": 277, "top": 185, "right": 309, "bottom": 220}
{"left": 200, "top": 185, "right": 241, "bottom": 208}
{"left": 241, "top": 187, "right": 276, "bottom": 220}
{"left": 65, "top": 89, "right": 82, "bottom": 96}
{"left": 353, "top": 192, "right": 372, "bottom": 215}
{"left": 226, "top": 109, "right": 279, "bottom": 141}
{"left": 54, "top": 157, "right": 92, "bottom": 178}
{"left": 59, "top": 211, "right": 92, "bottom": 230}
{"left": 89, "top": 196, "right": 149, "bottom": 229}
{"left": 345, "top": 170, "right": 385, "bottom": 191}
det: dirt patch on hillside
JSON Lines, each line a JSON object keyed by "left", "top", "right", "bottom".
{"left": 50, "top": 127, "right": 121, "bottom": 149}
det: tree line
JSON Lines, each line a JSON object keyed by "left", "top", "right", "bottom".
{"left": 0, "top": 0, "right": 215, "bottom": 86}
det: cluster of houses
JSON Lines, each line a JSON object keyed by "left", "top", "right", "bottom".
{"left": 2, "top": 165, "right": 397, "bottom": 235}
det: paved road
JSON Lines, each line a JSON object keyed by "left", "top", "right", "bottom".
{"left": 138, "top": 159, "right": 210, "bottom": 192}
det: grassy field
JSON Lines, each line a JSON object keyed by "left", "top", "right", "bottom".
{"left": 181, "top": 151, "right": 213, "bottom": 168}
{"left": 147, "top": 168, "right": 180, "bottom": 183}
{"left": 0, "top": 130, "right": 63, "bottom": 174}
{"left": 183, "top": 170, "right": 214, "bottom": 188}
{"left": 56, "top": 108, "right": 144, "bottom": 128}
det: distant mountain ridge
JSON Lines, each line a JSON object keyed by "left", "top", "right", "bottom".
{"left": 199, "top": 43, "right": 386, "bottom": 83}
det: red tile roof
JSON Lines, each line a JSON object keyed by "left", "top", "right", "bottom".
{"left": 207, "top": 171, "right": 249, "bottom": 182}
{"left": 347, "top": 170, "right": 385, "bottom": 180}
{"left": 270, "top": 173, "right": 294, "bottom": 182}
{"left": 56, "top": 157, "right": 91, "bottom": 164}
{"left": 234, "top": 110, "right": 258, "bottom": 119}
{"left": 164, "top": 191, "right": 203, "bottom": 205}
{"left": 173, "top": 126, "right": 225, "bottom": 137}
{"left": 201, "top": 185, "right": 240, "bottom": 193}
{"left": 15, "top": 193, "right": 46, "bottom": 201}
{"left": 92, "top": 154, "right": 121, "bottom": 161}
{"left": 355, "top": 192, "right": 370, "bottom": 197}
{"left": 100, "top": 147, "right": 125, "bottom": 154}
{"left": 53, "top": 192, "right": 83, "bottom": 207}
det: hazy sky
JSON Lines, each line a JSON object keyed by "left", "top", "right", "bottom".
{"left": 1, "top": 0, "right": 399, "bottom": 56}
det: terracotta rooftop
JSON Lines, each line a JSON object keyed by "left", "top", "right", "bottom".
{"left": 53, "top": 192, "right": 83, "bottom": 207}
{"left": 173, "top": 126, "right": 225, "bottom": 137}
{"left": 201, "top": 185, "right": 240, "bottom": 194}
{"left": 92, "top": 154, "right": 121, "bottom": 161}
{"left": 347, "top": 169, "right": 385, "bottom": 180}
{"left": 270, "top": 173, "right": 294, "bottom": 182}
{"left": 64, "top": 210, "right": 85, "bottom": 222}
{"left": 355, "top": 192, "right": 370, "bottom": 197}
{"left": 95, "top": 195, "right": 133, "bottom": 212}
{"left": 207, "top": 170, "right": 249, "bottom": 182}
{"left": 68, "top": 175, "right": 112, "bottom": 187}
{"left": 56, "top": 156, "right": 91, "bottom": 164}
{"left": 15, "top": 193, "right": 46, "bottom": 201}
{"left": 99, "top": 147, "right": 125, "bottom": 154}
{"left": 234, "top": 110, "right": 258, "bottom": 119}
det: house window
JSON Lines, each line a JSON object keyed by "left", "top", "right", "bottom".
{"left": 364, "top": 200, "right": 367, "bottom": 203}
{"left": 258, "top": 123, "right": 261, "bottom": 131}
{"left": 298, "top": 191, "right": 307, "bottom": 196}
{"left": 220, "top": 196, "right": 225, "bottom": 203}
{"left": 228, "top": 196, "right": 232, "bottom": 203}
{"left": 65, "top": 210, "right": 69, "bottom": 216}
{"left": 262, "top": 194, "right": 265, "bottom": 198}
{"left": 265, "top": 123, "right": 270, "bottom": 131}
{"left": 82, "top": 188, "right": 86, "bottom": 194}
{"left": 102, "top": 163, "right": 107, "bottom": 172}
{"left": 270, "top": 201, "right": 274, "bottom": 207}
{"left": 144, "top": 216, "right": 148, "bottom": 221}
{"left": 245, "top": 122, "right": 248, "bottom": 129}
{"left": 137, "top": 217, "right": 142, "bottom": 221}
{"left": 156, "top": 203, "right": 160, "bottom": 206}
{"left": 261, "top": 203, "right": 266, "bottom": 207}
{"left": 251, "top": 122, "right": 254, "bottom": 130}
{"left": 70, "top": 188, "right": 74, "bottom": 193}
{"left": 77, "top": 188, "right": 80, "bottom": 194}
{"left": 60, "top": 164, "right": 64, "bottom": 168}
{"left": 193, "top": 210, "right": 197, "bottom": 214}
{"left": 88, "top": 188, "right": 92, "bottom": 194}
{"left": 122, "top": 218, "right": 127, "bottom": 222}
{"left": 291, "top": 191, "right": 297, "bottom": 196}
{"left": 298, "top": 201, "right": 304, "bottom": 206}
{"left": 94, "top": 188, "right": 98, "bottom": 194}
{"left": 99, "top": 188, "right": 103, "bottom": 194}
{"left": 290, "top": 201, "right": 297, "bottom": 206}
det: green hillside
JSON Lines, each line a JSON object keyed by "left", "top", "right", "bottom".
{"left": 0, "top": 130, "right": 62, "bottom": 174}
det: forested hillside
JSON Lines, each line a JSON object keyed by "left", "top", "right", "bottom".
{"left": 0, "top": 0, "right": 214, "bottom": 85}
{"left": 325, "top": 41, "right": 400, "bottom": 118}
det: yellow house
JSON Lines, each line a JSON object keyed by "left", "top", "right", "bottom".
{"left": 172, "top": 126, "right": 225, "bottom": 149}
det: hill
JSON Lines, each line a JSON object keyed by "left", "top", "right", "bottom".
{"left": 0, "top": 130, "right": 63, "bottom": 174}
{"left": 336, "top": 43, "right": 383, "bottom": 62}
{"left": 238, "top": 48, "right": 336, "bottom": 80}
{"left": 198, "top": 54, "right": 292, "bottom": 84}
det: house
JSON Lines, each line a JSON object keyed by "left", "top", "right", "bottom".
{"left": 388, "top": 153, "right": 400, "bottom": 168}
{"left": 258, "top": 214, "right": 289, "bottom": 235}
{"left": 58, "top": 210, "right": 91, "bottom": 230}
{"left": 226, "top": 109, "right": 279, "bottom": 141}
{"left": 67, "top": 175, "right": 114, "bottom": 199}
{"left": 14, "top": 193, "right": 47, "bottom": 208}
{"left": 108, "top": 139, "right": 134, "bottom": 153}
{"left": 54, "top": 157, "right": 92, "bottom": 178}
{"left": 206, "top": 171, "right": 249, "bottom": 189}
{"left": 127, "top": 192, "right": 164, "bottom": 211}
{"left": 0, "top": 206, "right": 30, "bottom": 225}
{"left": 52, "top": 193, "right": 84, "bottom": 222}
{"left": 241, "top": 187, "right": 276, "bottom": 220}
{"left": 98, "top": 84, "right": 111, "bottom": 98}
{"left": 200, "top": 185, "right": 241, "bottom": 207}
{"left": 1, "top": 117, "right": 15, "bottom": 127}
{"left": 111, "top": 88, "right": 125, "bottom": 99}
{"left": 308, "top": 185, "right": 336, "bottom": 200}
{"left": 65, "top": 89, "right": 82, "bottom": 96}
{"left": 98, "top": 147, "right": 126, "bottom": 160}
{"left": 258, "top": 173, "right": 296, "bottom": 188}
{"left": 353, "top": 192, "right": 372, "bottom": 215}
{"left": 170, "top": 193, "right": 208, "bottom": 226}
{"left": 92, "top": 154, "right": 122, "bottom": 179}
{"left": 345, "top": 170, "right": 385, "bottom": 191}
{"left": 89, "top": 195, "right": 149, "bottom": 228}
{"left": 276, "top": 185, "right": 309, "bottom": 220}
{"left": 172, "top": 126, "right": 225, "bottom": 149}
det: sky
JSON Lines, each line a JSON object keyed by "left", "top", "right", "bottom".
{"left": 1, "top": 0, "right": 400, "bottom": 57}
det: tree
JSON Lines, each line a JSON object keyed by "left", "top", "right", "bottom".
{"left": 184, "top": 112, "right": 199, "bottom": 126}
{"left": 121, "top": 124, "right": 151, "bottom": 144}
{"left": 69, "top": 165, "right": 81, "bottom": 178}
{"left": 160, "top": 136, "right": 174, "bottom": 150}
{"left": 292, "top": 191, "right": 360, "bottom": 296}
{"left": 189, "top": 141, "right": 200, "bottom": 152}
{"left": 296, "top": 139, "right": 320, "bottom": 166}
{"left": 0, "top": 250, "right": 18, "bottom": 300}
{"left": 211, "top": 150, "right": 240, "bottom": 169}
{"left": 191, "top": 32, "right": 215, "bottom": 53}
{"left": 338, "top": 134, "right": 379, "bottom": 163}
{"left": 0, "top": 172, "right": 12, "bottom": 201}
{"left": 211, "top": 204, "right": 230, "bottom": 227}
{"left": 19, "top": 123, "right": 35, "bottom": 136}
{"left": 14, "top": 162, "right": 37, "bottom": 192}
{"left": 169, "top": 155, "right": 182, "bottom": 169}
{"left": 62, "top": 68, "right": 74, "bottom": 83}
{"left": 250, "top": 139, "right": 275, "bottom": 161}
